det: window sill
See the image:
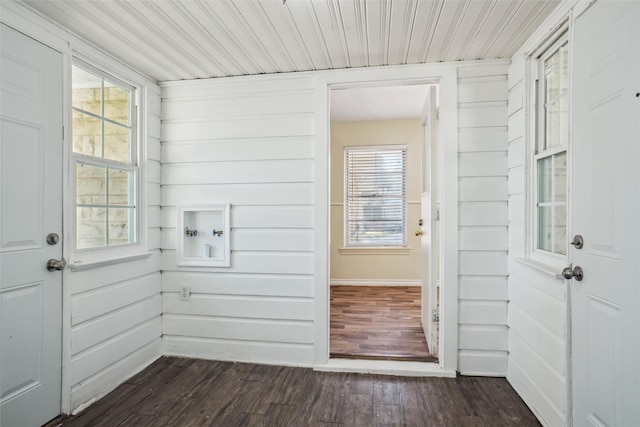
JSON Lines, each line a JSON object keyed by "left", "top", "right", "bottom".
{"left": 516, "top": 257, "right": 564, "bottom": 280}
{"left": 339, "top": 247, "right": 411, "bottom": 255}
{"left": 68, "top": 249, "right": 153, "bottom": 271}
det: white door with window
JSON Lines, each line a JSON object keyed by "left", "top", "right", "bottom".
{"left": 571, "top": 1, "right": 640, "bottom": 425}
{"left": 0, "top": 24, "right": 63, "bottom": 426}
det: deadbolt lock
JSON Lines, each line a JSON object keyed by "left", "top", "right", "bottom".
{"left": 570, "top": 235, "right": 584, "bottom": 249}
{"left": 46, "top": 233, "right": 60, "bottom": 245}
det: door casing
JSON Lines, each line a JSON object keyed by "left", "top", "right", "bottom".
{"left": 314, "top": 66, "right": 459, "bottom": 376}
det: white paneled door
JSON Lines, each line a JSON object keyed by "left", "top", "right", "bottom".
{"left": 0, "top": 24, "right": 63, "bottom": 426}
{"left": 421, "top": 85, "right": 439, "bottom": 356}
{"left": 571, "top": 1, "right": 640, "bottom": 426}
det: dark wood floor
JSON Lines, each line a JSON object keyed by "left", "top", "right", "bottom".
{"left": 48, "top": 357, "right": 541, "bottom": 427}
{"left": 330, "top": 285, "right": 436, "bottom": 362}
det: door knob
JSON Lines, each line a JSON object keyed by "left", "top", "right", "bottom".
{"left": 415, "top": 229, "right": 424, "bottom": 236}
{"left": 560, "top": 265, "right": 584, "bottom": 281}
{"left": 46, "top": 258, "right": 67, "bottom": 271}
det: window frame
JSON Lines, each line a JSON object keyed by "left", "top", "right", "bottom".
{"left": 343, "top": 145, "right": 408, "bottom": 248}
{"left": 527, "top": 32, "right": 570, "bottom": 268}
{"left": 69, "top": 58, "right": 147, "bottom": 267}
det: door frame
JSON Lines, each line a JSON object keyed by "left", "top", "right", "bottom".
{"left": 313, "top": 65, "right": 459, "bottom": 375}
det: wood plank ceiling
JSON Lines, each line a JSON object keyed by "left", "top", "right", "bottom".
{"left": 22, "top": 0, "right": 561, "bottom": 82}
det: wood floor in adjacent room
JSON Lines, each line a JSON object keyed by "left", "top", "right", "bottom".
{"left": 330, "top": 285, "right": 436, "bottom": 362}
{"left": 48, "top": 356, "right": 541, "bottom": 427}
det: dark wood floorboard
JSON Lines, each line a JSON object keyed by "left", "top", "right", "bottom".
{"left": 330, "top": 285, "right": 436, "bottom": 362}
{"left": 46, "top": 357, "right": 541, "bottom": 427}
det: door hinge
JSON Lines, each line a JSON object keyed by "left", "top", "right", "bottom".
{"left": 62, "top": 126, "right": 64, "bottom": 140}
{"left": 436, "top": 106, "right": 440, "bottom": 120}
{"left": 436, "top": 207, "right": 440, "bottom": 221}
{"left": 432, "top": 308, "right": 440, "bottom": 322}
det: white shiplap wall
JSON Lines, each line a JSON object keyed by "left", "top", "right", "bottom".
{"left": 160, "top": 76, "right": 317, "bottom": 365}
{"left": 456, "top": 64, "right": 509, "bottom": 375}
{"left": 160, "top": 63, "right": 510, "bottom": 375}
{"left": 67, "top": 84, "right": 163, "bottom": 412}
{"left": 506, "top": 54, "right": 568, "bottom": 427}
{"left": 505, "top": 2, "right": 578, "bottom": 425}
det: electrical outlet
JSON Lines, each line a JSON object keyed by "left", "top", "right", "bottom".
{"left": 179, "top": 285, "right": 191, "bottom": 301}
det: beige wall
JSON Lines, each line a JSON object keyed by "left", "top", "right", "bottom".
{"left": 330, "top": 119, "right": 423, "bottom": 282}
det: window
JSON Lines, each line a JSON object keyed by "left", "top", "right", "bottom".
{"left": 72, "top": 62, "right": 138, "bottom": 250}
{"left": 344, "top": 146, "right": 406, "bottom": 247}
{"left": 534, "top": 36, "right": 569, "bottom": 256}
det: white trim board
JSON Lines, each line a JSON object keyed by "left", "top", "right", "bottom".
{"left": 316, "top": 359, "right": 456, "bottom": 378}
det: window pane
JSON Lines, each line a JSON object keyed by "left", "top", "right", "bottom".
{"left": 104, "top": 121, "right": 129, "bottom": 162}
{"left": 545, "top": 100, "right": 560, "bottom": 149}
{"left": 553, "top": 152, "right": 567, "bottom": 202}
{"left": 560, "top": 43, "right": 569, "bottom": 91}
{"left": 76, "top": 163, "right": 105, "bottom": 204}
{"left": 538, "top": 157, "right": 553, "bottom": 203}
{"left": 538, "top": 152, "right": 567, "bottom": 203}
{"left": 71, "top": 66, "right": 132, "bottom": 163}
{"left": 72, "top": 110, "right": 102, "bottom": 157}
{"left": 108, "top": 208, "right": 133, "bottom": 245}
{"left": 545, "top": 51, "right": 560, "bottom": 105}
{"left": 348, "top": 173, "right": 404, "bottom": 195}
{"left": 559, "top": 92, "right": 569, "bottom": 148}
{"left": 537, "top": 151, "right": 567, "bottom": 254}
{"left": 543, "top": 42, "right": 569, "bottom": 151}
{"left": 538, "top": 205, "right": 552, "bottom": 252}
{"left": 72, "top": 63, "right": 136, "bottom": 250}
{"left": 72, "top": 66, "right": 101, "bottom": 116}
{"left": 347, "top": 221, "right": 404, "bottom": 245}
{"left": 108, "top": 169, "right": 133, "bottom": 205}
{"left": 353, "top": 197, "right": 403, "bottom": 245}
{"left": 77, "top": 207, "right": 106, "bottom": 249}
{"left": 345, "top": 148, "right": 406, "bottom": 246}
{"left": 103, "top": 81, "right": 129, "bottom": 126}
{"left": 536, "top": 37, "right": 569, "bottom": 257}
{"left": 553, "top": 205, "right": 567, "bottom": 255}
{"left": 537, "top": 204, "right": 566, "bottom": 255}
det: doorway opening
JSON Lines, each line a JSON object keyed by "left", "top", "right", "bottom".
{"left": 328, "top": 83, "right": 441, "bottom": 363}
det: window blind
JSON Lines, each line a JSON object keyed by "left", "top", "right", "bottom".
{"left": 345, "top": 147, "right": 406, "bottom": 246}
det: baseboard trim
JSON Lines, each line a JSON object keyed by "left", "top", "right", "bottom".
{"left": 315, "top": 359, "right": 455, "bottom": 378}
{"left": 330, "top": 279, "right": 422, "bottom": 287}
